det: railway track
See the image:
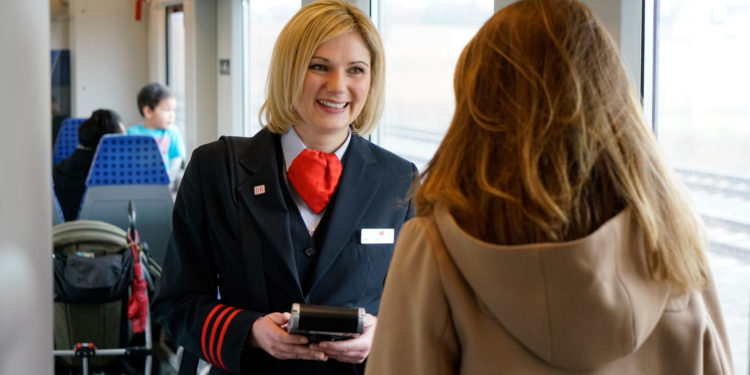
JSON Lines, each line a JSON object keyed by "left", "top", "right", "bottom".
{"left": 676, "top": 168, "right": 750, "bottom": 262}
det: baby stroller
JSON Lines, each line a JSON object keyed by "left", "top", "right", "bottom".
{"left": 53, "top": 202, "right": 154, "bottom": 375}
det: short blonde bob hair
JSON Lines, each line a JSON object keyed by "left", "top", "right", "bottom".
{"left": 260, "top": 0, "right": 384, "bottom": 136}
{"left": 416, "top": 0, "right": 707, "bottom": 293}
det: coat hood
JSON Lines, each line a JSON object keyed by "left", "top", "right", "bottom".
{"left": 433, "top": 204, "right": 671, "bottom": 370}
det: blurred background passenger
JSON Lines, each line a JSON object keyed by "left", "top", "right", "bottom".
{"left": 51, "top": 95, "right": 66, "bottom": 149}
{"left": 128, "top": 82, "right": 185, "bottom": 190}
{"left": 53, "top": 109, "right": 124, "bottom": 221}
{"left": 366, "top": 0, "right": 733, "bottom": 374}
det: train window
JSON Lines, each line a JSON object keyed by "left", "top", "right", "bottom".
{"left": 166, "top": 5, "right": 186, "bottom": 136}
{"left": 371, "top": 0, "right": 493, "bottom": 169}
{"left": 242, "top": 0, "right": 299, "bottom": 136}
{"left": 655, "top": 0, "right": 750, "bottom": 372}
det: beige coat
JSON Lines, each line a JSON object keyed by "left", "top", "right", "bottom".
{"left": 366, "top": 205, "right": 733, "bottom": 375}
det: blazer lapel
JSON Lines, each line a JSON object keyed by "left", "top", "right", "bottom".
{"left": 235, "top": 130, "right": 303, "bottom": 298}
{"left": 309, "top": 134, "right": 381, "bottom": 289}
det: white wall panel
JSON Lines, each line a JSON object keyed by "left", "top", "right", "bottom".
{"left": 69, "top": 0, "right": 148, "bottom": 126}
{"left": 0, "top": 1, "right": 53, "bottom": 374}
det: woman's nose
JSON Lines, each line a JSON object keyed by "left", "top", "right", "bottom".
{"left": 326, "top": 70, "right": 346, "bottom": 92}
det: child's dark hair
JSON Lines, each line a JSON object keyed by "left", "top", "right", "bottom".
{"left": 78, "top": 109, "right": 123, "bottom": 148}
{"left": 137, "top": 83, "right": 174, "bottom": 116}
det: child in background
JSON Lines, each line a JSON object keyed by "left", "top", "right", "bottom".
{"left": 128, "top": 83, "right": 185, "bottom": 187}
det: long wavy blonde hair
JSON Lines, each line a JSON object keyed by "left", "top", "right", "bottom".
{"left": 416, "top": 0, "right": 707, "bottom": 292}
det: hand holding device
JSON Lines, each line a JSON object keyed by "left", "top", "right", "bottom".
{"left": 287, "top": 303, "right": 365, "bottom": 343}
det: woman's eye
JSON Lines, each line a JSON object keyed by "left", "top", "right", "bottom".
{"left": 309, "top": 64, "right": 327, "bottom": 72}
{"left": 349, "top": 66, "right": 365, "bottom": 74}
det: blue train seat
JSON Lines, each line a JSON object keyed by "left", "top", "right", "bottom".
{"left": 77, "top": 134, "right": 173, "bottom": 265}
{"left": 53, "top": 117, "right": 87, "bottom": 165}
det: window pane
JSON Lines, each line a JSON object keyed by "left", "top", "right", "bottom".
{"left": 167, "top": 6, "right": 186, "bottom": 138}
{"left": 243, "top": 0, "right": 299, "bottom": 136}
{"left": 375, "top": 1, "right": 493, "bottom": 169}
{"left": 656, "top": 1, "right": 750, "bottom": 372}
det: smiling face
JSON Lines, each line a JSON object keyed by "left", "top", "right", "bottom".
{"left": 294, "top": 31, "right": 372, "bottom": 146}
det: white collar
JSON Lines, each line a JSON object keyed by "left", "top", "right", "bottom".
{"left": 280, "top": 126, "right": 351, "bottom": 171}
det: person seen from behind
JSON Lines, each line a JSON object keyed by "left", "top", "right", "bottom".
{"left": 51, "top": 95, "right": 66, "bottom": 149}
{"left": 366, "top": 0, "right": 733, "bottom": 374}
{"left": 128, "top": 82, "right": 185, "bottom": 189}
{"left": 53, "top": 109, "right": 125, "bottom": 221}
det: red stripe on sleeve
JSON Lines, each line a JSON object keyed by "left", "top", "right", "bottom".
{"left": 216, "top": 309, "right": 242, "bottom": 370}
{"left": 201, "top": 304, "right": 225, "bottom": 364}
{"left": 209, "top": 307, "right": 236, "bottom": 366}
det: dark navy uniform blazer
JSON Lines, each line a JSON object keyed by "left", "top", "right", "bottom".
{"left": 152, "top": 128, "right": 416, "bottom": 374}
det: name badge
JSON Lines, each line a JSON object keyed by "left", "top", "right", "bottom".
{"left": 360, "top": 228, "right": 394, "bottom": 244}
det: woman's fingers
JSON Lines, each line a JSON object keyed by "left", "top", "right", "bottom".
{"left": 252, "top": 312, "right": 327, "bottom": 361}
{"left": 309, "top": 313, "right": 377, "bottom": 363}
